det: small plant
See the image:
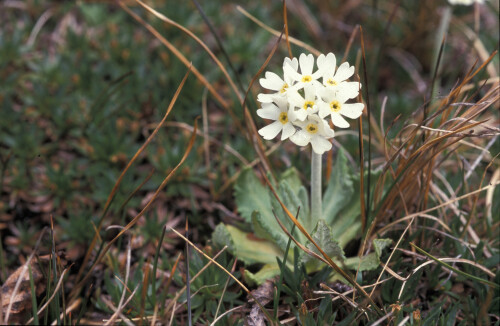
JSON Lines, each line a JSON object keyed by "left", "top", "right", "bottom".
{"left": 214, "top": 53, "right": 390, "bottom": 284}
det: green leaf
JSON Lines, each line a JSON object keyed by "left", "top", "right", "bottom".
{"left": 212, "top": 224, "right": 283, "bottom": 266}
{"left": 279, "top": 167, "right": 302, "bottom": 194}
{"left": 298, "top": 186, "right": 310, "bottom": 219}
{"left": 212, "top": 223, "right": 235, "bottom": 253}
{"left": 243, "top": 264, "right": 281, "bottom": 286}
{"left": 251, "top": 211, "right": 290, "bottom": 250}
{"left": 278, "top": 180, "right": 308, "bottom": 241}
{"left": 343, "top": 238, "right": 392, "bottom": 271}
{"left": 323, "top": 148, "right": 355, "bottom": 226}
{"left": 234, "top": 168, "right": 271, "bottom": 223}
{"left": 373, "top": 238, "right": 393, "bottom": 257}
{"left": 329, "top": 169, "right": 383, "bottom": 248}
{"left": 343, "top": 253, "right": 379, "bottom": 271}
{"left": 302, "top": 219, "right": 345, "bottom": 271}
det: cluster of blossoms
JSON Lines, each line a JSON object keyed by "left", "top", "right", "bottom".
{"left": 257, "top": 53, "right": 364, "bottom": 155}
{"left": 448, "top": 0, "right": 484, "bottom": 5}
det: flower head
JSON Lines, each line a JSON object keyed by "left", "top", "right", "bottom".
{"left": 258, "top": 57, "right": 298, "bottom": 103}
{"left": 318, "top": 87, "right": 364, "bottom": 128}
{"left": 283, "top": 53, "right": 324, "bottom": 90}
{"left": 290, "top": 115, "right": 334, "bottom": 154}
{"left": 257, "top": 96, "right": 296, "bottom": 141}
{"left": 288, "top": 85, "right": 321, "bottom": 121}
{"left": 448, "top": 0, "right": 484, "bottom": 5}
{"left": 257, "top": 52, "right": 364, "bottom": 155}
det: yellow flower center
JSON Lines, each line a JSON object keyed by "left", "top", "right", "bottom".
{"left": 306, "top": 123, "right": 318, "bottom": 134}
{"left": 301, "top": 75, "right": 312, "bottom": 83}
{"left": 330, "top": 100, "right": 341, "bottom": 112}
{"left": 278, "top": 112, "right": 288, "bottom": 124}
{"left": 303, "top": 101, "right": 315, "bottom": 110}
{"left": 326, "top": 78, "right": 337, "bottom": 86}
{"left": 280, "top": 83, "right": 288, "bottom": 93}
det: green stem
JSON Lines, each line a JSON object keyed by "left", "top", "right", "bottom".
{"left": 311, "top": 151, "right": 322, "bottom": 221}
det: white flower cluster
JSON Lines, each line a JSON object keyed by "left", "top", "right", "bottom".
{"left": 448, "top": 0, "right": 484, "bottom": 5}
{"left": 257, "top": 53, "right": 364, "bottom": 155}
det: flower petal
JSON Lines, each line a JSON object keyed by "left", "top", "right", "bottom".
{"left": 287, "top": 89, "right": 304, "bottom": 109}
{"left": 258, "top": 121, "right": 283, "bottom": 140}
{"left": 299, "top": 53, "right": 314, "bottom": 75}
{"left": 304, "top": 84, "right": 317, "bottom": 101}
{"left": 334, "top": 62, "right": 355, "bottom": 82}
{"left": 337, "top": 82, "right": 360, "bottom": 99}
{"left": 340, "top": 103, "right": 365, "bottom": 119}
{"left": 260, "top": 71, "right": 285, "bottom": 91}
{"left": 310, "top": 135, "right": 332, "bottom": 154}
{"left": 257, "top": 93, "right": 277, "bottom": 103}
{"left": 318, "top": 102, "right": 331, "bottom": 119}
{"left": 273, "top": 95, "right": 289, "bottom": 110}
{"left": 290, "top": 130, "right": 310, "bottom": 146}
{"left": 283, "top": 57, "right": 298, "bottom": 71}
{"left": 321, "top": 120, "right": 335, "bottom": 137}
{"left": 281, "top": 123, "right": 296, "bottom": 140}
{"left": 257, "top": 104, "right": 280, "bottom": 120}
{"left": 283, "top": 64, "right": 301, "bottom": 83}
{"left": 317, "top": 52, "right": 336, "bottom": 70}
{"left": 330, "top": 112, "right": 350, "bottom": 128}
{"left": 293, "top": 108, "right": 308, "bottom": 121}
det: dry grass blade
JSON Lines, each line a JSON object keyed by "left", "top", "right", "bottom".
{"left": 50, "top": 298, "right": 81, "bottom": 326}
{"left": 101, "top": 284, "right": 140, "bottom": 326}
{"left": 210, "top": 306, "right": 244, "bottom": 326}
{"left": 139, "top": 258, "right": 150, "bottom": 326}
{"left": 342, "top": 25, "right": 359, "bottom": 63}
{"left": 282, "top": 0, "right": 292, "bottom": 58}
{"left": 409, "top": 119, "right": 488, "bottom": 159}
{"left": 214, "top": 259, "right": 237, "bottom": 321}
{"left": 359, "top": 26, "right": 373, "bottom": 220}
{"left": 358, "top": 112, "right": 367, "bottom": 234}
{"left": 236, "top": 5, "right": 320, "bottom": 56}
{"left": 409, "top": 242, "right": 498, "bottom": 288}
{"left": 184, "top": 219, "right": 192, "bottom": 326}
{"left": 164, "top": 121, "right": 249, "bottom": 165}
{"left": 410, "top": 257, "right": 495, "bottom": 279}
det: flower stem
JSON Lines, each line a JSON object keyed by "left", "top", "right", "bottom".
{"left": 311, "top": 151, "right": 322, "bottom": 220}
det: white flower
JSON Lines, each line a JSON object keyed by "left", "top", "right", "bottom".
{"left": 318, "top": 87, "right": 364, "bottom": 128}
{"left": 448, "top": 0, "right": 484, "bottom": 5}
{"left": 290, "top": 115, "right": 334, "bottom": 154}
{"left": 288, "top": 85, "right": 321, "bottom": 121}
{"left": 258, "top": 57, "right": 298, "bottom": 103}
{"left": 317, "top": 53, "right": 358, "bottom": 91}
{"left": 283, "top": 53, "right": 323, "bottom": 90}
{"left": 257, "top": 96, "right": 297, "bottom": 140}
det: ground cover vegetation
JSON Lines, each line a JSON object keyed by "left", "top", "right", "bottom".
{"left": 0, "top": 0, "right": 499, "bottom": 324}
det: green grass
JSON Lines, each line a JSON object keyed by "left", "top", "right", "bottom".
{"left": 0, "top": 0, "right": 498, "bottom": 325}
